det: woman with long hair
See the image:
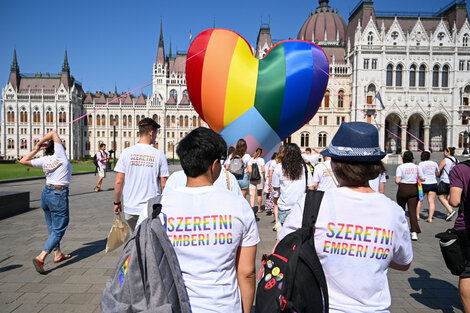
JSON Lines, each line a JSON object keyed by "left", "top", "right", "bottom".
{"left": 249, "top": 148, "right": 265, "bottom": 213}
{"left": 438, "top": 147, "right": 458, "bottom": 221}
{"left": 279, "top": 122, "right": 412, "bottom": 312}
{"left": 395, "top": 151, "right": 425, "bottom": 241}
{"left": 417, "top": 151, "right": 440, "bottom": 222}
{"left": 272, "top": 143, "right": 313, "bottom": 237}
{"left": 19, "top": 130, "right": 72, "bottom": 274}
{"left": 226, "top": 139, "right": 252, "bottom": 197}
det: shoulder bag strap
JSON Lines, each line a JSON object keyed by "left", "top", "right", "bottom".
{"left": 302, "top": 190, "right": 325, "bottom": 228}
{"left": 225, "top": 171, "right": 230, "bottom": 190}
{"left": 135, "top": 225, "right": 149, "bottom": 304}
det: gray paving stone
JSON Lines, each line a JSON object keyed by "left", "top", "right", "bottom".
{"left": 10, "top": 303, "right": 47, "bottom": 313}
{"left": 38, "top": 293, "right": 71, "bottom": 304}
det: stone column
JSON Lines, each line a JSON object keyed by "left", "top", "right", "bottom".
{"left": 401, "top": 125, "right": 407, "bottom": 152}
{"left": 424, "top": 125, "right": 430, "bottom": 151}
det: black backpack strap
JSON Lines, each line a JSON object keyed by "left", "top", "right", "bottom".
{"left": 302, "top": 190, "right": 324, "bottom": 228}
{"left": 135, "top": 225, "right": 149, "bottom": 304}
{"left": 304, "top": 163, "right": 309, "bottom": 192}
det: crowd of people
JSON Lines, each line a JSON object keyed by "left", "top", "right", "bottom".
{"left": 18, "top": 119, "right": 470, "bottom": 312}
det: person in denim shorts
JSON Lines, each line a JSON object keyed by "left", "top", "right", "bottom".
{"left": 20, "top": 130, "right": 72, "bottom": 274}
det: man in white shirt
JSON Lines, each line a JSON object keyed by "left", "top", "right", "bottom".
{"left": 161, "top": 127, "right": 259, "bottom": 313}
{"left": 114, "top": 118, "right": 169, "bottom": 231}
{"left": 302, "top": 147, "right": 320, "bottom": 167}
{"left": 313, "top": 156, "right": 339, "bottom": 191}
{"left": 94, "top": 143, "right": 110, "bottom": 192}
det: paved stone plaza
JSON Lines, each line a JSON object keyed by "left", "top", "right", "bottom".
{"left": 0, "top": 166, "right": 464, "bottom": 312}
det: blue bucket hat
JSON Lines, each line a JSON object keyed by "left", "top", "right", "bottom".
{"left": 321, "top": 122, "right": 386, "bottom": 162}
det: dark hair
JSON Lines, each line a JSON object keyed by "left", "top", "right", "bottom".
{"left": 253, "top": 148, "right": 263, "bottom": 159}
{"left": 271, "top": 152, "right": 277, "bottom": 160}
{"left": 227, "top": 146, "right": 235, "bottom": 156}
{"left": 402, "top": 151, "right": 414, "bottom": 163}
{"left": 445, "top": 147, "right": 455, "bottom": 156}
{"left": 177, "top": 127, "right": 227, "bottom": 178}
{"left": 420, "top": 151, "right": 431, "bottom": 161}
{"left": 100, "top": 143, "right": 106, "bottom": 148}
{"left": 281, "top": 143, "right": 304, "bottom": 181}
{"left": 305, "top": 148, "right": 312, "bottom": 153}
{"left": 45, "top": 140, "right": 54, "bottom": 156}
{"left": 332, "top": 160, "right": 383, "bottom": 186}
{"left": 138, "top": 118, "right": 160, "bottom": 135}
{"left": 231, "top": 139, "right": 247, "bottom": 158}
{"left": 275, "top": 145, "right": 285, "bottom": 163}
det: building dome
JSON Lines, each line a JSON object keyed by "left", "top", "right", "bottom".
{"left": 297, "top": 0, "right": 347, "bottom": 45}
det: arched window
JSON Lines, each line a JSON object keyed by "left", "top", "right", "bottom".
{"left": 367, "top": 32, "right": 373, "bottom": 45}
{"left": 59, "top": 108, "right": 66, "bottom": 123}
{"left": 192, "top": 116, "right": 197, "bottom": 127}
{"left": 338, "top": 90, "right": 344, "bottom": 108}
{"left": 115, "top": 115, "right": 119, "bottom": 126}
{"left": 442, "top": 65, "right": 449, "bottom": 88}
{"left": 7, "top": 107, "right": 15, "bottom": 123}
{"left": 432, "top": 65, "right": 440, "bottom": 87}
{"left": 184, "top": 116, "right": 189, "bottom": 127}
{"left": 464, "top": 33, "right": 469, "bottom": 47}
{"left": 101, "top": 114, "right": 106, "bottom": 126}
{"left": 123, "top": 115, "right": 127, "bottom": 127}
{"left": 170, "top": 89, "right": 178, "bottom": 103}
{"left": 46, "top": 108, "right": 53, "bottom": 123}
{"left": 318, "top": 133, "right": 327, "bottom": 148}
{"left": 7, "top": 139, "right": 14, "bottom": 149}
{"left": 20, "top": 107, "right": 27, "bottom": 123}
{"left": 410, "top": 65, "right": 417, "bottom": 87}
{"left": 183, "top": 89, "right": 188, "bottom": 99}
{"left": 179, "top": 115, "right": 184, "bottom": 127}
{"left": 386, "top": 64, "right": 393, "bottom": 86}
{"left": 109, "top": 115, "right": 114, "bottom": 126}
{"left": 171, "top": 116, "right": 176, "bottom": 125}
{"left": 300, "top": 132, "right": 310, "bottom": 147}
{"left": 33, "top": 107, "right": 40, "bottom": 123}
{"left": 20, "top": 139, "right": 27, "bottom": 150}
{"left": 198, "top": 117, "right": 202, "bottom": 127}
{"left": 324, "top": 91, "right": 330, "bottom": 108}
{"left": 136, "top": 115, "right": 141, "bottom": 126}
{"left": 166, "top": 115, "right": 170, "bottom": 127}
{"left": 419, "top": 64, "right": 426, "bottom": 87}
{"left": 153, "top": 114, "right": 159, "bottom": 124}
{"left": 396, "top": 64, "right": 403, "bottom": 87}
{"left": 125, "top": 141, "right": 130, "bottom": 148}
{"left": 97, "top": 114, "right": 101, "bottom": 126}
{"left": 127, "top": 115, "right": 132, "bottom": 127}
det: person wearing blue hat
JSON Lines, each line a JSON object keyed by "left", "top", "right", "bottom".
{"left": 279, "top": 122, "right": 413, "bottom": 312}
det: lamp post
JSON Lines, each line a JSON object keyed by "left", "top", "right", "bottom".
{"left": 464, "top": 130, "right": 469, "bottom": 155}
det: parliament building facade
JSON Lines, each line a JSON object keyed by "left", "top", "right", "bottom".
{"left": 1, "top": 0, "right": 469, "bottom": 160}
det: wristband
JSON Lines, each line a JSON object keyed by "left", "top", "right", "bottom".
{"left": 114, "top": 201, "right": 121, "bottom": 205}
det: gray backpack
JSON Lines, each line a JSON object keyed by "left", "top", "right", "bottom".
{"left": 229, "top": 155, "right": 245, "bottom": 178}
{"left": 101, "top": 199, "right": 191, "bottom": 313}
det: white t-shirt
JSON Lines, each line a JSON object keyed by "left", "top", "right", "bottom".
{"left": 313, "top": 160, "right": 339, "bottom": 191}
{"left": 114, "top": 143, "right": 170, "bottom": 215}
{"left": 248, "top": 157, "right": 265, "bottom": 175}
{"left": 161, "top": 186, "right": 260, "bottom": 313}
{"left": 31, "top": 142, "right": 72, "bottom": 185}
{"left": 271, "top": 163, "right": 313, "bottom": 211}
{"left": 419, "top": 160, "right": 439, "bottom": 185}
{"left": 396, "top": 163, "right": 424, "bottom": 184}
{"left": 369, "top": 173, "right": 387, "bottom": 193}
{"left": 280, "top": 188, "right": 413, "bottom": 313}
{"left": 440, "top": 157, "right": 457, "bottom": 183}
{"left": 302, "top": 153, "right": 320, "bottom": 166}
{"left": 162, "top": 169, "right": 242, "bottom": 196}
{"left": 227, "top": 153, "right": 251, "bottom": 173}
{"left": 264, "top": 160, "right": 276, "bottom": 180}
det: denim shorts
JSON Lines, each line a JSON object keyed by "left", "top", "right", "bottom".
{"left": 237, "top": 172, "right": 249, "bottom": 190}
{"left": 278, "top": 209, "right": 291, "bottom": 224}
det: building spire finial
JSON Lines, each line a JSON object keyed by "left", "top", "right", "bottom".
{"left": 11, "top": 48, "right": 19, "bottom": 72}
{"left": 62, "top": 49, "right": 70, "bottom": 72}
{"left": 169, "top": 40, "right": 172, "bottom": 58}
{"left": 319, "top": 0, "right": 329, "bottom": 7}
{"left": 159, "top": 18, "right": 164, "bottom": 48}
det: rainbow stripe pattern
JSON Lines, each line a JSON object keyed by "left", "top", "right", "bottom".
{"left": 119, "top": 255, "right": 130, "bottom": 287}
{"left": 186, "top": 29, "right": 329, "bottom": 155}
{"left": 417, "top": 179, "right": 424, "bottom": 201}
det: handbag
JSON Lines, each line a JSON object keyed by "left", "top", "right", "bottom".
{"left": 438, "top": 181, "right": 450, "bottom": 195}
{"left": 250, "top": 162, "right": 261, "bottom": 181}
{"left": 435, "top": 229, "right": 467, "bottom": 276}
{"left": 105, "top": 214, "right": 131, "bottom": 253}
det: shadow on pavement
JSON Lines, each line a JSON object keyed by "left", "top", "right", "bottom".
{"left": 51, "top": 238, "right": 107, "bottom": 272}
{"left": 408, "top": 268, "right": 462, "bottom": 312}
{"left": 0, "top": 264, "right": 22, "bottom": 273}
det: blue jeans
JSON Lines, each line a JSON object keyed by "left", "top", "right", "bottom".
{"left": 41, "top": 185, "right": 70, "bottom": 253}
{"left": 236, "top": 172, "right": 249, "bottom": 190}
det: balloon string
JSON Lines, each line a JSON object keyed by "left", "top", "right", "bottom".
{"left": 316, "top": 65, "right": 427, "bottom": 152}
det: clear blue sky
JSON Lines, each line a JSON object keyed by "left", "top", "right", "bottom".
{"left": 0, "top": 0, "right": 467, "bottom": 95}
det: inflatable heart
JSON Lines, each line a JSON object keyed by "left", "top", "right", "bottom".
{"left": 186, "top": 28, "right": 329, "bottom": 157}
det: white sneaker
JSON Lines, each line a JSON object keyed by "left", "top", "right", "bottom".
{"left": 446, "top": 210, "right": 456, "bottom": 221}
{"left": 273, "top": 222, "right": 282, "bottom": 232}
{"left": 411, "top": 232, "right": 418, "bottom": 241}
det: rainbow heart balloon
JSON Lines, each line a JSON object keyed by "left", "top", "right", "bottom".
{"left": 186, "top": 28, "right": 329, "bottom": 156}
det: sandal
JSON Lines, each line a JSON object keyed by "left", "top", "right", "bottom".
{"left": 94, "top": 186, "right": 100, "bottom": 192}
{"left": 426, "top": 218, "right": 433, "bottom": 223}
{"left": 53, "top": 254, "right": 71, "bottom": 263}
{"left": 32, "top": 258, "right": 46, "bottom": 274}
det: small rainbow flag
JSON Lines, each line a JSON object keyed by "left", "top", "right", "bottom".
{"left": 119, "top": 255, "right": 130, "bottom": 286}
{"left": 417, "top": 179, "right": 424, "bottom": 201}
